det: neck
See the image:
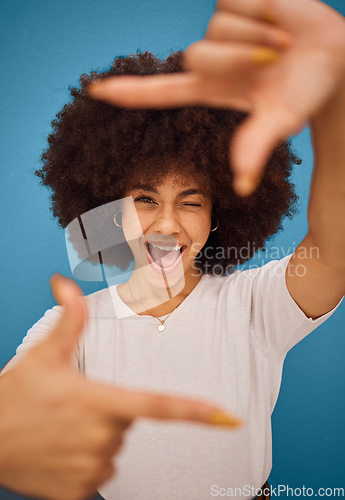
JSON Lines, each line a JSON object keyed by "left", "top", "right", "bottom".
{"left": 117, "top": 266, "right": 202, "bottom": 317}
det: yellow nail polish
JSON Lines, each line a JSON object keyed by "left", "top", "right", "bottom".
{"left": 206, "top": 410, "right": 242, "bottom": 428}
{"left": 253, "top": 47, "right": 279, "bottom": 66}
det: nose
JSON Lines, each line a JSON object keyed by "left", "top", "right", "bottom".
{"left": 151, "top": 205, "right": 180, "bottom": 234}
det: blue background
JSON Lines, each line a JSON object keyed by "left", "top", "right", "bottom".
{"left": 0, "top": 0, "right": 344, "bottom": 498}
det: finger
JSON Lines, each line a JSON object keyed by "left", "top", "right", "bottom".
{"left": 33, "top": 275, "right": 86, "bottom": 363}
{"left": 88, "top": 73, "right": 202, "bottom": 108}
{"left": 88, "top": 71, "right": 251, "bottom": 110}
{"left": 50, "top": 273, "right": 83, "bottom": 305}
{"left": 88, "top": 383, "right": 242, "bottom": 429}
{"left": 216, "top": 0, "right": 279, "bottom": 24}
{"left": 206, "top": 11, "right": 291, "bottom": 48}
{"left": 185, "top": 40, "right": 279, "bottom": 76}
{"left": 231, "top": 106, "right": 301, "bottom": 196}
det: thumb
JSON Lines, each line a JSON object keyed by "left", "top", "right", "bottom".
{"left": 231, "top": 105, "right": 302, "bottom": 196}
{"left": 34, "top": 274, "right": 86, "bottom": 364}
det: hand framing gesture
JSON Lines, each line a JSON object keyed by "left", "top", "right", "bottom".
{"left": 89, "top": 0, "right": 345, "bottom": 195}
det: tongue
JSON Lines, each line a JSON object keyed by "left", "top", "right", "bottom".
{"left": 149, "top": 245, "right": 180, "bottom": 268}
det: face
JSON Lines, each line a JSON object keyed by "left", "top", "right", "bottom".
{"left": 120, "top": 173, "right": 213, "bottom": 295}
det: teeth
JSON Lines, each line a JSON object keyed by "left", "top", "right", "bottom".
{"left": 150, "top": 244, "right": 182, "bottom": 251}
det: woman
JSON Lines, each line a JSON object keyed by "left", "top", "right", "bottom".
{"left": 6, "top": 0, "right": 345, "bottom": 498}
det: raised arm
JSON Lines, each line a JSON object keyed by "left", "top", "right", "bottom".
{"left": 285, "top": 83, "right": 345, "bottom": 318}
{"left": 88, "top": 0, "right": 345, "bottom": 318}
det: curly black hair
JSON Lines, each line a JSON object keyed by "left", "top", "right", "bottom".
{"left": 36, "top": 50, "right": 301, "bottom": 276}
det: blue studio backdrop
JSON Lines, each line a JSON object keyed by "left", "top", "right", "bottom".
{"left": 0, "top": 1, "right": 344, "bottom": 499}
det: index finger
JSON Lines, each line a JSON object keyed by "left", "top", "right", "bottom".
{"left": 88, "top": 382, "right": 242, "bottom": 429}
{"left": 87, "top": 73, "right": 201, "bottom": 108}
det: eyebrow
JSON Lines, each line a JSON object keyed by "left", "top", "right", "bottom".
{"left": 130, "top": 185, "right": 207, "bottom": 198}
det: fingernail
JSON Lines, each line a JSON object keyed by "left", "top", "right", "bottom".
{"left": 206, "top": 410, "right": 243, "bottom": 428}
{"left": 50, "top": 274, "right": 78, "bottom": 306}
{"left": 252, "top": 47, "right": 279, "bottom": 66}
{"left": 87, "top": 80, "right": 105, "bottom": 96}
{"left": 234, "top": 173, "right": 261, "bottom": 197}
{"left": 50, "top": 274, "right": 64, "bottom": 304}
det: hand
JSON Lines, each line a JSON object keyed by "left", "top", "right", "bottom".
{"left": 0, "top": 275, "right": 241, "bottom": 500}
{"left": 88, "top": 0, "right": 345, "bottom": 195}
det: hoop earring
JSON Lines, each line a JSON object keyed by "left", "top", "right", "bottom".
{"left": 210, "top": 217, "right": 219, "bottom": 232}
{"left": 114, "top": 210, "right": 122, "bottom": 228}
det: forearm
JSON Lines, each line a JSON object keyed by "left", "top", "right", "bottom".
{"left": 307, "top": 80, "right": 345, "bottom": 270}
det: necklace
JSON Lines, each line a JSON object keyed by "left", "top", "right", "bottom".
{"left": 127, "top": 281, "right": 181, "bottom": 332}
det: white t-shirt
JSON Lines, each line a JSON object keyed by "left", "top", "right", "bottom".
{"left": 6, "top": 254, "right": 343, "bottom": 500}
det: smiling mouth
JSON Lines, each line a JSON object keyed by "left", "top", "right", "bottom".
{"left": 145, "top": 242, "right": 187, "bottom": 271}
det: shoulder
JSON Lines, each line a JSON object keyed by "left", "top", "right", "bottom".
{"left": 83, "top": 286, "right": 117, "bottom": 319}
{"left": 25, "top": 286, "right": 116, "bottom": 333}
{"left": 201, "top": 254, "right": 292, "bottom": 293}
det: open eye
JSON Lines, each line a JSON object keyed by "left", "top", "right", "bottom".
{"left": 134, "top": 196, "right": 156, "bottom": 204}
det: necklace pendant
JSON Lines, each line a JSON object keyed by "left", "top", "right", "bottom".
{"left": 157, "top": 324, "right": 165, "bottom": 332}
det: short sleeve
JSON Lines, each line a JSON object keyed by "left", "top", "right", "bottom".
{"left": 234, "top": 254, "right": 343, "bottom": 358}
{"left": 2, "top": 306, "right": 79, "bottom": 373}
